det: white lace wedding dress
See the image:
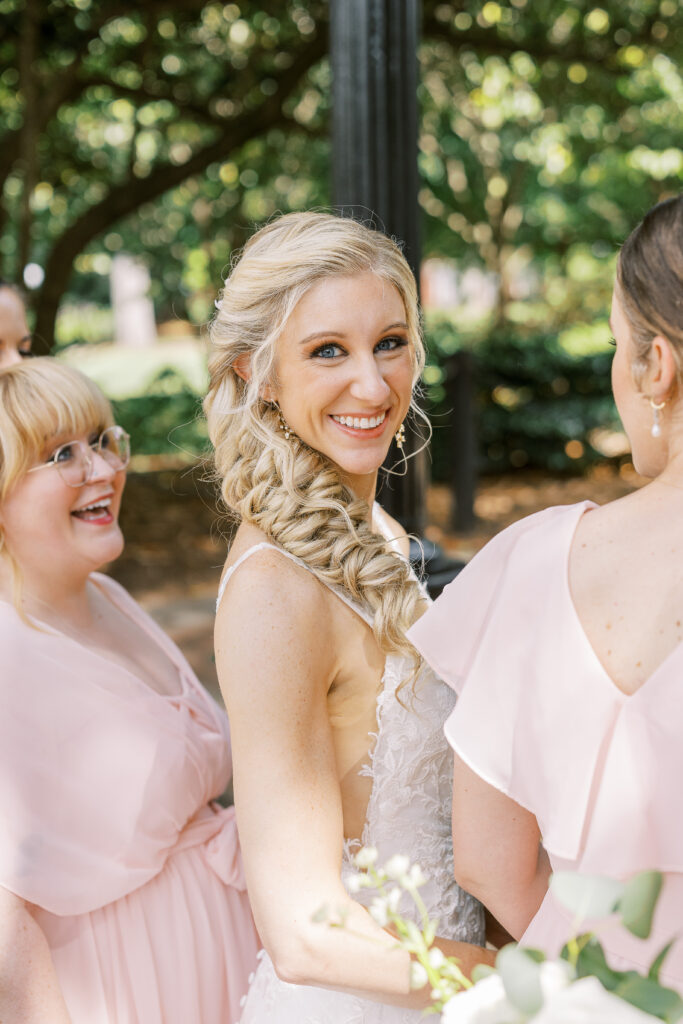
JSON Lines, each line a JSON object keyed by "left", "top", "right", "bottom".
{"left": 218, "top": 510, "right": 485, "bottom": 1023}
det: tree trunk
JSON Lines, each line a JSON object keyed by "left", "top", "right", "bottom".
{"left": 17, "top": 0, "right": 40, "bottom": 280}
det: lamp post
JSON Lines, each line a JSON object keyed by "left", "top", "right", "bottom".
{"left": 330, "top": 0, "right": 427, "bottom": 538}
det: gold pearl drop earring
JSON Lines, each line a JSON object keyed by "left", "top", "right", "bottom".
{"left": 278, "top": 410, "right": 292, "bottom": 441}
{"left": 395, "top": 422, "right": 406, "bottom": 451}
{"left": 650, "top": 397, "right": 666, "bottom": 438}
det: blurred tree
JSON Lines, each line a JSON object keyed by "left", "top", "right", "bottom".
{"left": 0, "top": 0, "right": 327, "bottom": 347}
{"left": 419, "top": 0, "right": 683, "bottom": 329}
{"left": 1, "top": 0, "right": 681, "bottom": 348}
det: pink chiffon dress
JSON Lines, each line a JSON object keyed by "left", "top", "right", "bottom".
{"left": 408, "top": 502, "right": 683, "bottom": 992}
{"left": 0, "top": 572, "right": 260, "bottom": 1024}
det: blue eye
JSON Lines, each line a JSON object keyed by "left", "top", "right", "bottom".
{"left": 312, "top": 343, "right": 343, "bottom": 359}
{"left": 376, "top": 335, "right": 408, "bottom": 352}
{"left": 53, "top": 443, "right": 76, "bottom": 464}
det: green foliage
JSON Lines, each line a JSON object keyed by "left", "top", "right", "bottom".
{"left": 420, "top": 0, "right": 683, "bottom": 329}
{"left": 553, "top": 870, "right": 683, "bottom": 1022}
{"left": 550, "top": 872, "right": 625, "bottom": 921}
{"left": 2, "top": 0, "right": 682, "bottom": 352}
{"left": 622, "top": 872, "right": 665, "bottom": 940}
{"left": 496, "top": 945, "right": 545, "bottom": 1015}
{"left": 424, "top": 318, "right": 619, "bottom": 478}
{"left": 111, "top": 368, "right": 207, "bottom": 457}
{"left": 0, "top": 0, "right": 329, "bottom": 345}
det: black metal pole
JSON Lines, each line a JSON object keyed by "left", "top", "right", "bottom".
{"left": 330, "top": 0, "right": 426, "bottom": 537}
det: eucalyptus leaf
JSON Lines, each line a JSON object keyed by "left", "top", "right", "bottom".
{"left": 471, "top": 963, "right": 497, "bottom": 984}
{"left": 570, "top": 936, "right": 623, "bottom": 991}
{"left": 650, "top": 941, "right": 676, "bottom": 984}
{"left": 496, "top": 945, "right": 543, "bottom": 1015}
{"left": 620, "top": 872, "right": 664, "bottom": 940}
{"left": 615, "top": 974, "right": 683, "bottom": 1022}
{"left": 551, "top": 871, "right": 624, "bottom": 921}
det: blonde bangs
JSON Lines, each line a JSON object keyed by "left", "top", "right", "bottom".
{"left": 0, "top": 359, "right": 113, "bottom": 500}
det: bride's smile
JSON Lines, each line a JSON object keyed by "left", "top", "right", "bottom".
{"left": 269, "top": 271, "right": 415, "bottom": 497}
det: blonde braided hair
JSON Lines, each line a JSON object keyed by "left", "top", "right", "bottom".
{"left": 205, "top": 212, "right": 427, "bottom": 672}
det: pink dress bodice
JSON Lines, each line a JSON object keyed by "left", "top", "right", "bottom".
{"left": 0, "top": 572, "right": 259, "bottom": 1023}
{"left": 408, "top": 502, "right": 683, "bottom": 991}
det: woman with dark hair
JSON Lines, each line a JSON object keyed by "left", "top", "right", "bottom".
{"left": 0, "top": 283, "right": 31, "bottom": 367}
{"left": 410, "top": 194, "right": 683, "bottom": 989}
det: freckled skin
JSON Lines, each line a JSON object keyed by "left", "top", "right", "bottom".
{"left": 567, "top": 290, "right": 683, "bottom": 695}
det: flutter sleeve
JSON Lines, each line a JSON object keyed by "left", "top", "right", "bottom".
{"left": 408, "top": 503, "right": 596, "bottom": 812}
{"left": 0, "top": 604, "right": 195, "bottom": 916}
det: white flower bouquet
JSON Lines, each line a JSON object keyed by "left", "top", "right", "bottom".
{"left": 330, "top": 850, "right": 683, "bottom": 1024}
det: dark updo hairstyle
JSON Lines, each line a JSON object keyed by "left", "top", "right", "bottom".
{"left": 616, "top": 194, "right": 683, "bottom": 383}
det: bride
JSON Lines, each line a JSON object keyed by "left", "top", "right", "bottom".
{"left": 204, "top": 211, "right": 491, "bottom": 1021}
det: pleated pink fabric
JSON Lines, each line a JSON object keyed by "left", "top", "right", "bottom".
{"left": 0, "top": 573, "right": 260, "bottom": 1024}
{"left": 408, "top": 502, "right": 683, "bottom": 991}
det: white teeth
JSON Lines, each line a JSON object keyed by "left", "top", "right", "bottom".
{"left": 78, "top": 498, "right": 112, "bottom": 512}
{"left": 332, "top": 412, "right": 386, "bottom": 430}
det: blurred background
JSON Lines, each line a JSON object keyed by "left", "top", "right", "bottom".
{"left": 2, "top": 0, "right": 682, "bottom": 691}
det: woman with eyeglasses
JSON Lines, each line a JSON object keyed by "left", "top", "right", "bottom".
{"left": 0, "top": 359, "right": 259, "bottom": 1024}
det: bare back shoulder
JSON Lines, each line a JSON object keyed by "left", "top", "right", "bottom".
{"left": 569, "top": 488, "right": 683, "bottom": 695}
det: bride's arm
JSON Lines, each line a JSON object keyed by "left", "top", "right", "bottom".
{"left": 451, "top": 753, "right": 550, "bottom": 940}
{"left": 217, "top": 551, "right": 458, "bottom": 1008}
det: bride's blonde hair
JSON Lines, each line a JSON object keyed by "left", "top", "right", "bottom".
{"left": 205, "top": 212, "right": 426, "bottom": 668}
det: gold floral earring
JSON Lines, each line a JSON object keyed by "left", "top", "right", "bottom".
{"left": 395, "top": 422, "right": 406, "bottom": 451}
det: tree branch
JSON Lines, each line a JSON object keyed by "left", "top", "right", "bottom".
{"left": 33, "top": 25, "right": 327, "bottom": 347}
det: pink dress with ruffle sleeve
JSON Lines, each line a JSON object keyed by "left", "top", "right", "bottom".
{"left": 0, "top": 572, "right": 260, "bottom": 1024}
{"left": 408, "top": 502, "right": 683, "bottom": 991}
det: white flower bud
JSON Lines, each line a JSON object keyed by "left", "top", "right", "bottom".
{"left": 354, "top": 846, "right": 379, "bottom": 869}
{"left": 428, "top": 947, "right": 445, "bottom": 969}
{"left": 369, "top": 896, "right": 389, "bottom": 927}
{"left": 407, "top": 864, "right": 427, "bottom": 887}
{"left": 385, "top": 854, "right": 411, "bottom": 880}
{"left": 343, "top": 873, "right": 362, "bottom": 893}
{"left": 386, "top": 886, "right": 402, "bottom": 913}
{"left": 410, "top": 962, "right": 429, "bottom": 990}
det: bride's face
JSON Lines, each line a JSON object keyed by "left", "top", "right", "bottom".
{"left": 270, "top": 272, "right": 415, "bottom": 493}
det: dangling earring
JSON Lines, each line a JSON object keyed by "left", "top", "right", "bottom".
{"left": 650, "top": 397, "right": 666, "bottom": 438}
{"left": 278, "top": 409, "right": 292, "bottom": 441}
{"left": 395, "top": 422, "right": 406, "bottom": 451}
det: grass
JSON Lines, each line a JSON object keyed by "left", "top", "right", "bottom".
{"left": 57, "top": 335, "right": 208, "bottom": 399}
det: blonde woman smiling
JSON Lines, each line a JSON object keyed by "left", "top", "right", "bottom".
{"left": 206, "top": 212, "right": 492, "bottom": 1023}
{"left": 0, "top": 360, "right": 259, "bottom": 1024}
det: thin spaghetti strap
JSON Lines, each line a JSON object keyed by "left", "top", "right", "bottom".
{"left": 216, "top": 542, "right": 279, "bottom": 611}
{"left": 216, "top": 542, "right": 374, "bottom": 627}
